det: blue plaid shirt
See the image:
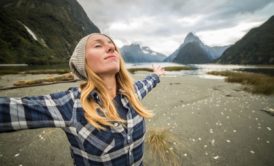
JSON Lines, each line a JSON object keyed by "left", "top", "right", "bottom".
{"left": 0, "top": 74, "right": 160, "bottom": 166}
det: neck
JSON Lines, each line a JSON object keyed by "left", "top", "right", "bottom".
{"left": 99, "top": 74, "right": 117, "bottom": 99}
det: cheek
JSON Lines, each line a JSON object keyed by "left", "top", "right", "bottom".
{"left": 86, "top": 51, "right": 104, "bottom": 72}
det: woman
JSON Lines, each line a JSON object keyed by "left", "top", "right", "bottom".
{"left": 0, "top": 33, "right": 165, "bottom": 165}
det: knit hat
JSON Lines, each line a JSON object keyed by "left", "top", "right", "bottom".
{"left": 69, "top": 33, "right": 102, "bottom": 80}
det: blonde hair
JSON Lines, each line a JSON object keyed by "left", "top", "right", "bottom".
{"left": 80, "top": 35, "right": 154, "bottom": 130}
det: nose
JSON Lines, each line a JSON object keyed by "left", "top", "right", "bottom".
{"left": 106, "top": 44, "right": 115, "bottom": 53}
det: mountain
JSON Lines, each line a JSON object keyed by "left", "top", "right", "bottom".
{"left": 0, "top": 0, "right": 100, "bottom": 65}
{"left": 173, "top": 42, "right": 212, "bottom": 64}
{"left": 120, "top": 43, "right": 166, "bottom": 63}
{"left": 216, "top": 15, "right": 274, "bottom": 64}
{"left": 211, "top": 46, "right": 230, "bottom": 59}
{"left": 165, "top": 32, "right": 228, "bottom": 64}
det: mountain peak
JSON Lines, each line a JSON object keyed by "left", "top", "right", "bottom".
{"left": 186, "top": 32, "right": 195, "bottom": 37}
{"left": 184, "top": 32, "right": 201, "bottom": 44}
{"left": 129, "top": 43, "right": 142, "bottom": 49}
{"left": 165, "top": 31, "right": 229, "bottom": 63}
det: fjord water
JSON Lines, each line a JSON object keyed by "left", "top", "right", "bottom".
{"left": 127, "top": 62, "right": 274, "bottom": 77}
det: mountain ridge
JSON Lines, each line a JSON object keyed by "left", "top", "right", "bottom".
{"left": 0, "top": 0, "right": 100, "bottom": 65}
{"left": 216, "top": 15, "right": 274, "bottom": 64}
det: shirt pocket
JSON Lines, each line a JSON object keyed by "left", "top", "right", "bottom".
{"left": 132, "top": 116, "right": 146, "bottom": 140}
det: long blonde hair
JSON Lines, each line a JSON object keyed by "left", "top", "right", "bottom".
{"left": 80, "top": 35, "right": 154, "bottom": 130}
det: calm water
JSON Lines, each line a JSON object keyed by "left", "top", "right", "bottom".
{"left": 127, "top": 63, "right": 274, "bottom": 78}
{"left": 1, "top": 63, "right": 274, "bottom": 78}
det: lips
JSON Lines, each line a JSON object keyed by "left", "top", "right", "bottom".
{"left": 104, "top": 54, "right": 117, "bottom": 60}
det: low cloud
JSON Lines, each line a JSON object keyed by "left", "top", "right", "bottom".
{"left": 78, "top": 0, "right": 274, "bottom": 55}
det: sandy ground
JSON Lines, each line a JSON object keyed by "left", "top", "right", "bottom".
{"left": 0, "top": 73, "right": 274, "bottom": 166}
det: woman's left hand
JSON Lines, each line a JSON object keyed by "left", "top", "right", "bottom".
{"left": 152, "top": 64, "right": 166, "bottom": 76}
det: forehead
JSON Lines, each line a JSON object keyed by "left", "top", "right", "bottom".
{"left": 87, "top": 34, "right": 112, "bottom": 44}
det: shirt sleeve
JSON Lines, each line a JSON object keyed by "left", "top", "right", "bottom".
{"left": 0, "top": 88, "right": 76, "bottom": 132}
{"left": 134, "top": 73, "right": 160, "bottom": 100}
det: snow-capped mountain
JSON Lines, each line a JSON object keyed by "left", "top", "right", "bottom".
{"left": 120, "top": 43, "right": 166, "bottom": 63}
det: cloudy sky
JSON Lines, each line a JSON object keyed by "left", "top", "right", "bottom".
{"left": 77, "top": 0, "right": 274, "bottom": 55}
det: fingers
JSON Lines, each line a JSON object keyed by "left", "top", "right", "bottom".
{"left": 152, "top": 64, "right": 157, "bottom": 70}
{"left": 153, "top": 65, "right": 162, "bottom": 70}
{"left": 157, "top": 66, "right": 164, "bottom": 71}
{"left": 151, "top": 65, "right": 165, "bottom": 75}
{"left": 156, "top": 66, "right": 164, "bottom": 72}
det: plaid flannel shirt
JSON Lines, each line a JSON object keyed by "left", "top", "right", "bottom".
{"left": 0, "top": 73, "right": 160, "bottom": 166}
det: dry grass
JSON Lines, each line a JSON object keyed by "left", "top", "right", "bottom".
{"left": 128, "top": 67, "right": 153, "bottom": 73}
{"left": 208, "top": 70, "right": 274, "bottom": 95}
{"left": 128, "top": 66, "right": 193, "bottom": 73}
{"left": 21, "top": 69, "right": 70, "bottom": 74}
{"left": 0, "top": 69, "right": 70, "bottom": 75}
{"left": 164, "top": 66, "right": 193, "bottom": 71}
{"left": 13, "top": 73, "right": 75, "bottom": 87}
{"left": 1, "top": 66, "right": 192, "bottom": 75}
{"left": 145, "top": 128, "right": 183, "bottom": 166}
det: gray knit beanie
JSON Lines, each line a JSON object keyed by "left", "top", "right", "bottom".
{"left": 69, "top": 33, "right": 102, "bottom": 80}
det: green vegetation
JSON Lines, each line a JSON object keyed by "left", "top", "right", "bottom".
{"left": 208, "top": 70, "right": 274, "bottom": 95}
{"left": 0, "top": 0, "right": 99, "bottom": 65}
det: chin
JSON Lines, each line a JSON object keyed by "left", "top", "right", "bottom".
{"left": 106, "top": 65, "right": 120, "bottom": 74}
{"left": 112, "top": 66, "right": 120, "bottom": 74}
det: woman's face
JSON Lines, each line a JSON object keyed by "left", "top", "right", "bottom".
{"left": 85, "top": 34, "right": 120, "bottom": 76}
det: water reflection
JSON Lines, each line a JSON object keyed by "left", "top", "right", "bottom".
{"left": 127, "top": 63, "right": 274, "bottom": 79}
{"left": 1, "top": 63, "right": 274, "bottom": 78}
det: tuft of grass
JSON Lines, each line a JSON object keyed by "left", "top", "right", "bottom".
{"left": 145, "top": 128, "right": 183, "bottom": 166}
{"left": 13, "top": 73, "right": 75, "bottom": 87}
{"left": 208, "top": 70, "right": 274, "bottom": 95}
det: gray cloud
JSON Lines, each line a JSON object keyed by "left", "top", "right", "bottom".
{"left": 77, "top": 0, "right": 274, "bottom": 55}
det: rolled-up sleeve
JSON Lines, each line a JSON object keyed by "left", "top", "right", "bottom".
{"left": 0, "top": 88, "right": 76, "bottom": 132}
{"left": 134, "top": 73, "right": 160, "bottom": 100}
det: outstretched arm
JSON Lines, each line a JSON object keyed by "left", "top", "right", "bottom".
{"left": 134, "top": 65, "right": 165, "bottom": 100}
{"left": 0, "top": 87, "right": 77, "bottom": 132}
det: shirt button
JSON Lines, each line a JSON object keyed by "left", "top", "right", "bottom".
{"left": 127, "top": 136, "right": 131, "bottom": 140}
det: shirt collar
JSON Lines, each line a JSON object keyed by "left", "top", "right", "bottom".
{"left": 87, "top": 89, "right": 127, "bottom": 107}
{"left": 88, "top": 89, "right": 103, "bottom": 107}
